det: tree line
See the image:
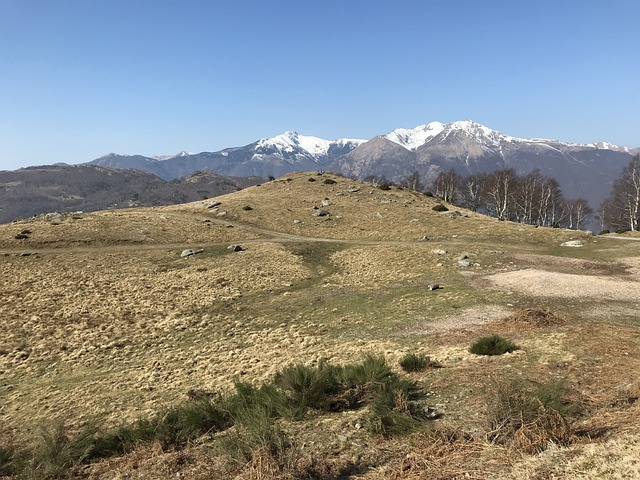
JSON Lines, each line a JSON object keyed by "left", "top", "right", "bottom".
{"left": 366, "top": 169, "right": 593, "bottom": 230}
{"left": 366, "top": 155, "right": 640, "bottom": 232}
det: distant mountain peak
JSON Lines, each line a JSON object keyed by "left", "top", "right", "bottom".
{"left": 256, "top": 131, "right": 365, "bottom": 157}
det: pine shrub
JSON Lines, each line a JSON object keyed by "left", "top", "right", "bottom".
{"left": 469, "top": 335, "right": 517, "bottom": 356}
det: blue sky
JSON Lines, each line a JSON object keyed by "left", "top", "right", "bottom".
{"left": 1, "top": 0, "right": 638, "bottom": 170}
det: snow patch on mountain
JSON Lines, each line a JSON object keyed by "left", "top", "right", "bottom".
{"left": 384, "top": 122, "right": 445, "bottom": 150}
{"left": 256, "top": 131, "right": 365, "bottom": 157}
{"left": 384, "top": 120, "right": 630, "bottom": 152}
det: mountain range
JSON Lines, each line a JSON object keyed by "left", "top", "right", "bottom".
{"left": 2, "top": 121, "right": 637, "bottom": 224}
{"left": 90, "top": 121, "right": 637, "bottom": 212}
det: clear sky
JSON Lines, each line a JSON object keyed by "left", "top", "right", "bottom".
{"left": 1, "top": 0, "right": 638, "bottom": 170}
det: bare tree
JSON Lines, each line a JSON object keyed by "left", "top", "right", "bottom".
{"left": 402, "top": 171, "right": 422, "bottom": 192}
{"left": 603, "top": 155, "right": 640, "bottom": 231}
{"left": 433, "top": 169, "right": 461, "bottom": 203}
{"left": 485, "top": 169, "right": 517, "bottom": 219}
{"left": 459, "top": 172, "right": 488, "bottom": 212}
{"left": 563, "top": 198, "right": 593, "bottom": 230}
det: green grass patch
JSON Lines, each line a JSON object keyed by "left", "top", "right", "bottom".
{"left": 469, "top": 335, "right": 517, "bottom": 356}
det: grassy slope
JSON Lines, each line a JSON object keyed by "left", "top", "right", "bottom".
{"left": 0, "top": 172, "right": 638, "bottom": 478}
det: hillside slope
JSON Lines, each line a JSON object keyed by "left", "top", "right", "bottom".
{"left": 0, "top": 172, "right": 638, "bottom": 479}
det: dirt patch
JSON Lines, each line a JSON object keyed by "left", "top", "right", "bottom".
{"left": 500, "top": 308, "right": 565, "bottom": 328}
{"left": 406, "top": 304, "right": 513, "bottom": 335}
{"left": 482, "top": 268, "right": 640, "bottom": 301}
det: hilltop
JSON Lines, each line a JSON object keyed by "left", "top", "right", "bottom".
{"left": 0, "top": 172, "right": 639, "bottom": 479}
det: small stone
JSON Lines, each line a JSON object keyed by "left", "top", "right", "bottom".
{"left": 428, "top": 284, "right": 440, "bottom": 291}
{"left": 561, "top": 240, "right": 584, "bottom": 247}
{"left": 228, "top": 244, "right": 244, "bottom": 252}
{"left": 432, "top": 249, "right": 447, "bottom": 255}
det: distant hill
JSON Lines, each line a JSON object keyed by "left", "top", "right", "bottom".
{"left": 0, "top": 165, "right": 261, "bottom": 224}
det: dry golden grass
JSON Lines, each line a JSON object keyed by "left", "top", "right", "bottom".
{"left": 1, "top": 172, "right": 639, "bottom": 478}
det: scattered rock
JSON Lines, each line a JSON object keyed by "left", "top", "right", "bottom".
{"left": 428, "top": 284, "right": 441, "bottom": 291}
{"left": 293, "top": 219, "right": 301, "bottom": 224}
{"left": 458, "top": 260, "right": 471, "bottom": 267}
{"left": 217, "top": 211, "right": 227, "bottom": 217}
{"left": 323, "top": 178, "right": 337, "bottom": 185}
{"left": 458, "top": 253, "right": 470, "bottom": 260}
{"left": 561, "top": 240, "right": 584, "bottom": 247}
{"left": 242, "top": 205, "right": 253, "bottom": 211}
{"left": 432, "top": 249, "right": 447, "bottom": 255}
{"left": 181, "top": 249, "right": 204, "bottom": 258}
{"left": 321, "top": 198, "right": 332, "bottom": 207}
{"left": 228, "top": 244, "right": 245, "bottom": 252}
{"left": 439, "top": 211, "right": 461, "bottom": 218}
{"left": 313, "top": 210, "right": 329, "bottom": 217}
{"left": 19, "top": 252, "right": 33, "bottom": 257}
{"left": 207, "top": 201, "right": 222, "bottom": 208}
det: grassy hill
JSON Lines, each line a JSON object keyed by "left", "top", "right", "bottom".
{"left": 0, "top": 172, "right": 638, "bottom": 479}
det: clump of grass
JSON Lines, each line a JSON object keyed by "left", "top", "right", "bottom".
{"left": 0, "top": 446, "right": 17, "bottom": 476}
{"left": 378, "top": 184, "right": 392, "bottom": 190}
{"left": 274, "top": 362, "right": 341, "bottom": 414}
{"left": 399, "top": 353, "right": 440, "bottom": 372}
{"left": 367, "top": 378, "right": 425, "bottom": 437}
{"left": 432, "top": 204, "right": 449, "bottom": 212}
{"left": 14, "top": 233, "right": 29, "bottom": 239}
{"left": 26, "top": 420, "right": 99, "bottom": 479}
{"left": 469, "top": 335, "right": 517, "bottom": 356}
{"left": 90, "top": 397, "right": 231, "bottom": 458}
{"left": 487, "top": 380, "right": 578, "bottom": 453}
{"left": 323, "top": 178, "right": 337, "bottom": 185}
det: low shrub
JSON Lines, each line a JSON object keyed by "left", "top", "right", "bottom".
{"left": 27, "top": 420, "right": 99, "bottom": 478}
{"left": 274, "top": 362, "right": 340, "bottom": 414}
{"left": 90, "top": 397, "right": 231, "bottom": 458}
{"left": 469, "top": 335, "right": 517, "bottom": 356}
{"left": 242, "top": 205, "right": 253, "bottom": 211}
{"left": 598, "top": 229, "right": 610, "bottom": 235}
{"left": 378, "top": 184, "right": 392, "bottom": 190}
{"left": 487, "top": 380, "right": 578, "bottom": 453}
{"left": 367, "top": 378, "right": 424, "bottom": 437}
{"left": 399, "top": 353, "right": 439, "bottom": 372}
{"left": 14, "top": 233, "right": 29, "bottom": 239}
{"left": 323, "top": 178, "right": 337, "bottom": 185}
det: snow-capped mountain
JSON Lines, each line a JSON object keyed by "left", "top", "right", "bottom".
{"left": 90, "top": 132, "right": 365, "bottom": 180}
{"left": 332, "top": 120, "right": 634, "bottom": 213}
{"left": 383, "top": 120, "right": 630, "bottom": 153}
{"left": 87, "top": 121, "right": 636, "bottom": 216}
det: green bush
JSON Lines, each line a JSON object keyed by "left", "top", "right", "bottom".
{"left": 399, "top": 353, "right": 439, "bottom": 372}
{"left": 469, "top": 335, "right": 517, "bottom": 356}
{"left": 274, "top": 362, "right": 340, "bottom": 413}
